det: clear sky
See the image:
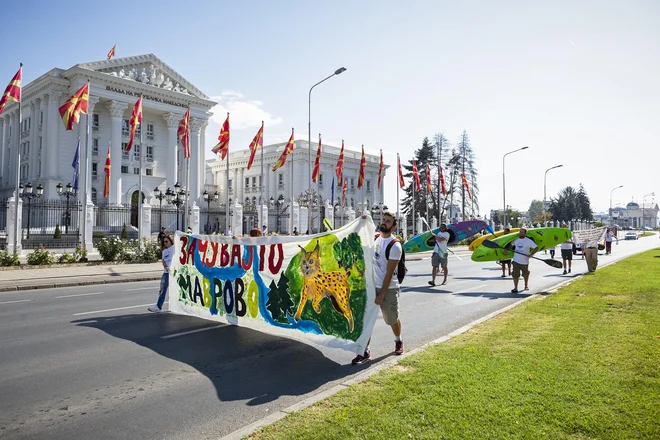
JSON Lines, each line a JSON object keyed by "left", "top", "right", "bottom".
{"left": 2, "top": 0, "right": 658, "bottom": 216}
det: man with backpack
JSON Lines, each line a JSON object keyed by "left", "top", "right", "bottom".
{"left": 428, "top": 223, "right": 450, "bottom": 286}
{"left": 352, "top": 211, "right": 405, "bottom": 365}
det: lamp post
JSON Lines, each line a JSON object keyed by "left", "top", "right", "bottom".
{"left": 202, "top": 190, "right": 219, "bottom": 233}
{"left": 642, "top": 192, "right": 655, "bottom": 230}
{"left": 167, "top": 182, "right": 186, "bottom": 231}
{"left": 308, "top": 67, "right": 347, "bottom": 234}
{"left": 543, "top": 164, "right": 563, "bottom": 226}
{"left": 153, "top": 187, "right": 166, "bottom": 230}
{"left": 609, "top": 185, "right": 623, "bottom": 227}
{"left": 56, "top": 183, "right": 75, "bottom": 235}
{"left": 503, "top": 146, "right": 529, "bottom": 228}
{"left": 270, "top": 195, "right": 288, "bottom": 233}
{"left": 19, "top": 183, "right": 44, "bottom": 239}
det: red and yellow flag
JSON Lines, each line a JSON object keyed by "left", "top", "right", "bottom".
{"left": 107, "top": 44, "right": 116, "bottom": 60}
{"left": 212, "top": 113, "right": 230, "bottom": 160}
{"left": 342, "top": 178, "right": 348, "bottom": 207}
{"left": 272, "top": 128, "right": 295, "bottom": 171}
{"left": 335, "top": 140, "right": 345, "bottom": 183}
{"left": 59, "top": 83, "right": 89, "bottom": 131}
{"left": 412, "top": 160, "right": 421, "bottom": 192}
{"left": 178, "top": 107, "right": 191, "bottom": 158}
{"left": 439, "top": 167, "right": 447, "bottom": 196}
{"left": 426, "top": 164, "right": 433, "bottom": 194}
{"left": 246, "top": 122, "right": 264, "bottom": 170}
{"left": 358, "top": 145, "right": 366, "bottom": 189}
{"left": 377, "top": 149, "right": 385, "bottom": 189}
{"left": 125, "top": 95, "right": 142, "bottom": 152}
{"left": 312, "top": 134, "right": 322, "bottom": 183}
{"left": 0, "top": 64, "right": 22, "bottom": 116}
{"left": 397, "top": 154, "right": 405, "bottom": 189}
{"left": 103, "top": 146, "right": 111, "bottom": 198}
{"left": 462, "top": 171, "right": 472, "bottom": 200}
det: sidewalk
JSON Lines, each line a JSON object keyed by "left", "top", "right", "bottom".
{"left": 0, "top": 262, "right": 163, "bottom": 292}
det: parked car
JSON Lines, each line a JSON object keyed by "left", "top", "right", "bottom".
{"left": 621, "top": 226, "right": 634, "bottom": 231}
{"left": 625, "top": 232, "right": 638, "bottom": 240}
{"left": 642, "top": 226, "right": 653, "bottom": 231}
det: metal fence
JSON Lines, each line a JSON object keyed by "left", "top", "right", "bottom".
{"left": 199, "top": 207, "right": 229, "bottom": 234}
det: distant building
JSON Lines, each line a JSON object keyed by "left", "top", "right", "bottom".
{"left": 611, "top": 202, "right": 659, "bottom": 229}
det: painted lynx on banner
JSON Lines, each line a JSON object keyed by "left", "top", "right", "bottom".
{"left": 169, "top": 218, "right": 378, "bottom": 354}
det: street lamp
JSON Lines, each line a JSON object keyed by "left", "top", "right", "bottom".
{"left": 153, "top": 187, "right": 167, "bottom": 230}
{"left": 270, "top": 195, "right": 288, "bottom": 233}
{"left": 19, "top": 182, "right": 44, "bottom": 239}
{"left": 56, "top": 182, "right": 75, "bottom": 235}
{"left": 202, "top": 190, "right": 219, "bottom": 233}
{"left": 642, "top": 192, "right": 655, "bottom": 230}
{"left": 308, "top": 66, "right": 347, "bottom": 234}
{"left": 543, "top": 164, "right": 563, "bottom": 226}
{"left": 609, "top": 185, "right": 623, "bottom": 227}
{"left": 167, "top": 182, "right": 186, "bottom": 231}
{"left": 503, "top": 146, "right": 529, "bottom": 228}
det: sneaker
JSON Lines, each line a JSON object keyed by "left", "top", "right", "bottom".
{"left": 511, "top": 289, "right": 519, "bottom": 293}
{"left": 563, "top": 270, "right": 567, "bottom": 275}
{"left": 568, "top": 268, "right": 572, "bottom": 273}
{"left": 147, "top": 306, "right": 161, "bottom": 313}
{"left": 351, "top": 350, "right": 371, "bottom": 365}
{"left": 501, "top": 274, "right": 506, "bottom": 278}
{"left": 395, "top": 340, "right": 404, "bottom": 355}
{"left": 428, "top": 281, "right": 436, "bottom": 286}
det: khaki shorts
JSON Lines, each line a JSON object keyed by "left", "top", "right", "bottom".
{"left": 512, "top": 261, "right": 530, "bottom": 278}
{"left": 377, "top": 287, "right": 400, "bottom": 325}
{"left": 432, "top": 252, "right": 448, "bottom": 269}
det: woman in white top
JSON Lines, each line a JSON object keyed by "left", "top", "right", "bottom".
{"left": 148, "top": 234, "right": 174, "bottom": 312}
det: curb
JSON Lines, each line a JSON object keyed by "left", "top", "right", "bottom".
{"left": 0, "top": 274, "right": 162, "bottom": 292}
{"left": 220, "top": 255, "right": 629, "bottom": 440}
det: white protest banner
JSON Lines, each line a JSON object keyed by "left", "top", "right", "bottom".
{"left": 169, "top": 217, "right": 378, "bottom": 355}
{"left": 572, "top": 227, "right": 607, "bottom": 246}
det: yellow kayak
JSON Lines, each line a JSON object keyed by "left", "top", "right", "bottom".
{"left": 468, "top": 228, "right": 521, "bottom": 251}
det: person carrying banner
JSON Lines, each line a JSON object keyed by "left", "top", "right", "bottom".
{"left": 352, "top": 211, "right": 404, "bottom": 365}
{"left": 504, "top": 227, "right": 538, "bottom": 293}
{"left": 148, "top": 234, "right": 174, "bottom": 313}
{"left": 428, "top": 223, "right": 450, "bottom": 286}
{"left": 605, "top": 227, "right": 618, "bottom": 255}
{"left": 560, "top": 223, "right": 574, "bottom": 274}
{"left": 584, "top": 234, "right": 600, "bottom": 273}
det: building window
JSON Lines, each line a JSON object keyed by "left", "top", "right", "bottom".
{"left": 278, "top": 174, "right": 284, "bottom": 185}
{"left": 92, "top": 114, "right": 99, "bottom": 131}
{"left": 146, "top": 123, "right": 155, "bottom": 140}
{"left": 146, "top": 169, "right": 153, "bottom": 176}
{"left": 366, "top": 180, "right": 371, "bottom": 191}
{"left": 92, "top": 162, "right": 98, "bottom": 177}
{"left": 122, "top": 143, "right": 129, "bottom": 159}
{"left": 92, "top": 138, "right": 99, "bottom": 155}
{"left": 252, "top": 176, "right": 257, "bottom": 188}
{"left": 121, "top": 165, "right": 129, "bottom": 174}
{"left": 133, "top": 144, "right": 141, "bottom": 161}
{"left": 133, "top": 167, "right": 140, "bottom": 175}
{"left": 350, "top": 178, "right": 355, "bottom": 190}
{"left": 228, "top": 179, "right": 233, "bottom": 189}
{"left": 121, "top": 119, "right": 130, "bottom": 136}
{"left": 245, "top": 177, "right": 250, "bottom": 188}
{"left": 40, "top": 111, "right": 43, "bottom": 124}
{"left": 146, "top": 145, "right": 153, "bottom": 161}
{"left": 319, "top": 173, "right": 324, "bottom": 185}
{"left": 91, "top": 188, "right": 97, "bottom": 204}
{"left": 259, "top": 175, "right": 262, "bottom": 188}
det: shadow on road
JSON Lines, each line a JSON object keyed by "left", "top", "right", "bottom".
{"left": 72, "top": 313, "right": 356, "bottom": 406}
{"left": 456, "top": 291, "right": 532, "bottom": 300}
{"left": 452, "top": 276, "right": 508, "bottom": 281}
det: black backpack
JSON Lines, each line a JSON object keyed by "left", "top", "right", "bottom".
{"left": 381, "top": 237, "right": 407, "bottom": 284}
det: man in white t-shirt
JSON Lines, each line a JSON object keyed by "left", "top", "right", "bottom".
{"left": 352, "top": 211, "right": 404, "bottom": 365}
{"left": 504, "top": 227, "right": 538, "bottom": 293}
{"left": 560, "top": 223, "right": 575, "bottom": 274}
{"left": 605, "top": 228, "right": 617, "bottom": 255}
{"left": 428, "top": 223, "right": 450, "bottom": 286}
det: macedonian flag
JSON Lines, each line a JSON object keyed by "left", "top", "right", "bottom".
{"left": 272, "top": 128, "right": 295, "bottom": 172}
{"left": 357, "top": 145, "right": 366, "bottom": 189}
{"left": 212, "top": 113, "right": 230, "bottom": 160}
{"left": 125, "top": 95, "right": 142, "bottom": 152}
{"left": 426, "top": 164, "right": 433, "bottom": 194}
{"left": 104, "top": 146, "right": 111, "bottom": 198}
{"left": 0, "top": 64, "right": 22, "bottom": 116}
{"left": 178, "top": 107, "right": 191, "bottom": 158}
{"left": 335, "top": 140, "right": 345, "bottom": 183}
{"left": 377, "top": 149, "right": 385, "bottom": 189}
{"left": 59, "top": 83, "right": 89, "bottom": 131}
{"left": 462, "top": 171, "right": 472, "bottom": 200}
{"left": 312, "top": 134, "right": 322, "bottom": 183}
{"left": 397, "top": 154, "right": 405, "bottom": 189}
{"left": 107, "top": 43, "right": 116, "bottom": 60}
{"left": 342, "top": 178, "right": 348, "bottom": 207}
{"left": 412, "top": 160, "right": 421, "bottom": 192}
{"left": 246, "top": 122, "right": 264, "bottom": 170}
{"left": 439, "top": 167, "right": 447, "bottom": 196}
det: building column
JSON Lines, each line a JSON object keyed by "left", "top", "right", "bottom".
{"left": 11, "top": 109, "right": 20, "bottom": 187}
{"left": 0, "top": 116, "right": 7, "bottom": 188}
{"left": 39, "top": 98, "right": 47, "bottom": 183}
{"left": 163, "top": 112, "right": 180, "bottom": 188}
{"left": 200, "top": 121, "right": 207, "bottom": 189}
{"left": 29, "top": 100, "right": 40, "bottom": 182}
{"left": 45, "top": 90, "right": 62, "bottom": 181}
{"left": 81, "top": 97, "right": 99, "bottom": 203}
{"left": 107, "top": 100, "right": 128, "bottom": 205}
{"left": 189, "top": 117, "right": 204, "bottom": 206}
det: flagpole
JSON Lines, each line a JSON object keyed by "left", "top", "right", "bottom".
{"left": 138, "top": 94, "right": 144, "bottom": 244}
{"left": 12, "top": 64, "right": 23, "bottom": 254}
{"left": 412, "top": 179, "right": 415, "bottom": 236}
{"left": 184, "top": 112, "right": 190, "bottom": 232}
{"left": 260, "top": 121, "right": 264, "bottom": 228}
{"left": 396, "top": 154, "right": 400, "bottom": 236}
{"left": 316, "top": 133, "right": 320, "bottom": 231}
{"left": 80, "top": 78, "right": 91, "bottom": 251}
{"left": 426, "top": 169, "right": 429, "bottom": 227}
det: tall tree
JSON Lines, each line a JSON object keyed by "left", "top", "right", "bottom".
{"left": 576, "top": 184, "right": 594, "bottom": 221}
{"left": 433, "top": 133, "right": 450, "bottom": 222}
{"left": 527, "top": 200, "right": 544, "bottom": 223}
{"left": 549, "top": 186, "right": 579, "bottom": 222}
{"left": 401, "top": 137, "right": 437, "bottom": 219}
{"left": 447, "top": 130, "right": 479, "bottom": 220}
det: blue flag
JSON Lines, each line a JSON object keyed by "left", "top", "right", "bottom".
{"left": 72, "top": 140, "right": 80, "bottom": 192}
{"left": 331, "top": 175, "right": 335, "bottom": 205}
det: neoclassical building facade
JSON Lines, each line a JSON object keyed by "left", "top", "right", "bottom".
{"left": 0, "top": 54, "right": 215, "bottom": 205}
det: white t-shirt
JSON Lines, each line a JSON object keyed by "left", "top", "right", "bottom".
{"left": 433, "top": 231, "right": 450, "bottom": 257}
{"left": 606, "top": 231, "right": 614, "bottom": 242}
{"left": 560, "top": 231, "right": 574, "bottom": 250}
{"left": 374, "top": 235, "right": 402, "bottom": 290}
{"left": 511, "top": 237, "right": 538, "bottom": 265}
{"left": 162, "top": 246, "right": 174, "bottom": 274}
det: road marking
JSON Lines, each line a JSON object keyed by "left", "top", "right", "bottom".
{"left": 55, "top": 292, "right": 104, "bottom": 299}
{"left": 0, "top": 299, "right": 32, "bottom": 305}
{"left": 73, "top": 303, "right": 153, "bottom": 316}
{"left": 125, "top": 287, "right": 155, "bottom": 292}
{"left": 161, "top": 325, "right": 224, "bottom": 339}
{"left": 460, "top": 283, "right": 489, "bottom": 293}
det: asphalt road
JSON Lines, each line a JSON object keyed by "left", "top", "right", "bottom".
{"left": 0, "top": 235, "right": 656, "bottom": 440}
